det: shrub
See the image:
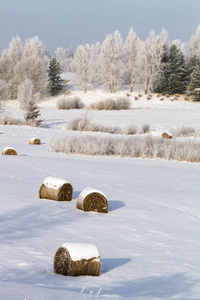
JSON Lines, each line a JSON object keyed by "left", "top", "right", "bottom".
{"left": 67, "top": 117, "right": 151, "bottom": 136}
{"left": 124, "top": 124, "right": 138, "bottom": 135}
{"left": 141, "top": 124, "right": 150, "bottom": 134}
{"left": 90, "top": 97, "right": 131, "bottom": 110}
{"left": 57, "top": 96, "right": 85, "bottom": 110}
{"left": 115, "top": 97, "right": 131, "bottom": 110}
{"left": 49, "top": 134, "right": 200, "bottom": 163}
{"left": 171, "top": 126, "right": 196, "bottom": 137}
{"left": 0, "top": 115, "right": 24, "bottom": 125}
{"left": 67, "top": 116, "right": 121, "bottom": 134}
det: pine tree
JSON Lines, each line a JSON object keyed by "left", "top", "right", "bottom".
{"left": 187, "top": 56, "right": 200, "bottom": 77}
{"left": 18, "top": 78, "right": 43, "bottom": 126}
{"left": 24, "top": 100, "right": 43, "bottom": 126}
{"left": 168, "top": 45, "right": 187, "bottom": 94}
{"left": 186, "top": 63, "right": 200, "bottom": 101}
{"left": 155, "top": 45, "right": 170, "bottom": 93}
{"left": 48, "top": 57, "right": 67, "bottom": 96}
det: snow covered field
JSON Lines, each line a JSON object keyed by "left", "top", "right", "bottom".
{"left": 0, "top": 90, "right": 200, "bottom": 299}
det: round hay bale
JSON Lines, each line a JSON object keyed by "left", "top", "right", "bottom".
{"left": 162, "top": 132, "right": 172, "bottom": 139}
{"left": 29, "top": 137, "right": 41, "bottom": 145}
{"left": 54, "top": 243, "right": 101, "bottom": 276}
{"left": 1, "top": 147, "right": 17, "bottom": 155}
{"left": 76, "top": 187, "right": 108, "bottom": 213}
{"left": 39, "top": 176, "right": 73, "bottom": 201}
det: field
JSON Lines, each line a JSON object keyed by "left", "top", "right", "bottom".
{"left": 0, "top": 87, "right": 200, "bottom": 299}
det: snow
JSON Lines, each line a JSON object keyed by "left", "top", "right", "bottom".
{"left": 0, "top": 88, "right": 200, "bottom": 299}
{"left": 42, "top": 176, "right": 70, "bottom": 190}
{"left": 2, "top": 146, "right": 16, "bottom": 152}
{"left": 29, "top": 137, "right": 40, "bottom": 142}
{"left": 77, "top": 187, "right": 107, "bottom": 206}
{"left": 61, "top": 243, "right": 100, "bottom": 261}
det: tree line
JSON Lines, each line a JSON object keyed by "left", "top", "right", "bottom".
{"left": 0, "top": 25, "right": 200, "bottom": 102}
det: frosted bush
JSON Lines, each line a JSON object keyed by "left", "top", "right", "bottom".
{"left": 171, "top": 126, "right": 196, "bottom": 137}
{"left": 141, "top": 124, "right": 150, "bottom": 133}
{"left": 57, "top": 96, "right": 85, "bottom": 110}
{"left": 103, "top": 99, "right": 116, "bottom": 110}
{"left": 90, "top": 97, "right": 131, "bottom": 110}
{"left": 0, "top": 115, "right": 24, "bottom": 125}
{"left": 124, "top": 124, "right": 139, "bottom": 135}
{"left": 67, "top": 116, "right": 152, "bottom": 136}
{"left": 115, "top": 97, "right": 131, "bottom": 110}
{"left": 49, "top": 134, "right": 200, "bottom": 163}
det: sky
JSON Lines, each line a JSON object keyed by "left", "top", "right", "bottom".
{"left": 0, "top": 0, "right": 200, "bottom": 54}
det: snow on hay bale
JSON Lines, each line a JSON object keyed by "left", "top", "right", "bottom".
{"left": 29, "top": 137, "right": 41, "bottom": 145}
{"left": 76, "top": 187, "right": 108, "bottom": 213}
{"left": 54, "top": 243, "right": 101, "bottom": 276}
{"left": 39, "top": 177, "right": 73, "bottom": 201}
{"left": 1, "top": 147, "right": 17, "bottom": 155}
{"left": 162, "top": 132, "right": 172, "bottom": 139}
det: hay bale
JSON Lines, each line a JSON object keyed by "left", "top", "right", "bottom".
{"left": 39, "top": 176, "right": 73, "bottom": 201}
{"left": 76, "top": 187, "right": 108, "bottom": 213}
{"left": 29, "top": 137, "right": 41, "bottom": 145}
{"left": 162, "top": 132, "right": 172, "bottom": 139}
{"left": 1, "top": 147, "right": 17, "bottom": 155}
{"left": 54, "top": 243, "right": 101, "bottom": 276}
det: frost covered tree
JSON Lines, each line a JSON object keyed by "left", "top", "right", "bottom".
{"left": 100, "top": 31, "right": 124, "bottom": 92}
{"left": 186, "top": 63, "right": 200, "bottom": 101}
{"left": 142, "top": 29, "right": 169, "bottom": 93}
{"left": 18, "top": 78, "right": 39, "bottom": 110}
{"left": 18, "top": 78, "right": 42, "bottom": 126}
{"left": 14, "top": 36, "right": 48, "bottom": 95}
{"left": 123, "top": 28, "right": 140, "bottom": 92}
{"left": 0, "top": 36, "right": 24, "bottom": 99}
{"left": 187, "top": 25, "right": 200, "bottom": 59}
{"left": 142, "top": 31, "right": 158, "bottom": 93}
{"left": 89, "top": 42, "right": 102, "bottom": 84}
{"left": 48, "top": 57, "right": 67, "bottom": 96}
{"left": 53, "top": 45, "right": 74, "bottom": 72}
{"left": 0, "top": 80, "right": 11, "bottom": 100}
{"left": 73, "top": 43, "right": 91, "bottom": 93}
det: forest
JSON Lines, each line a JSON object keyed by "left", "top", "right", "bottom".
{"left": 0, "top": 25, "right": 200, "bottom": 102}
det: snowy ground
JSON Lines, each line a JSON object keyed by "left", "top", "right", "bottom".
{"left": 0, "top": 88, "right": 200, "bottom": 299}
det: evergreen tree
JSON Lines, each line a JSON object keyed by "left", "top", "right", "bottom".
{"left": 168, "top": 45, "right": 187, "bottom": 94}
{"left": 187, "top": 56, "right": 200, "bottom": 77}
{"left": 17, "top": 78, "right": 43, "bottom": 126}
{"left": 155, "top": 45, "right": 170, "bottom": 93}
{"left": 24, "top": 100, "right": 43, "bottom": 126}
{"left": 48, "top": 57, "right": 67, "bottom": 96}
{"left": 186, "top": 63, "right": 200, "bottom": 101}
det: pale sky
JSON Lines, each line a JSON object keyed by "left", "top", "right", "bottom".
{"left": 0, "top": 0, "right": 200, "bottom": 53}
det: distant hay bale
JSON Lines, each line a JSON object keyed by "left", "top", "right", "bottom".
{"left": 76, "top": 187, "right": 108, "bottom": 213}
{"left": 29, "top": 137, "right": 41, "bottom": 145}
{"left": 54, "top": 243, "right": 101, "bottom": 276}
{"left": 162, "top": 132, "right": 172, "bottom": 139}
{"left": 39, "top": 176, "right": 73, "bottom": 201}
{"left": 1, "top": 147, "right": 17, "bottom": 155}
